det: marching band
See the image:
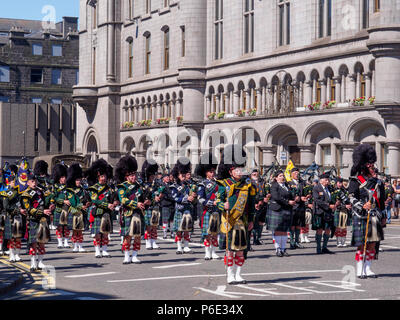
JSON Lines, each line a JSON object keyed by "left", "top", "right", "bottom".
{"left": 0, "top": 143, "right": 389, "bottom": 284}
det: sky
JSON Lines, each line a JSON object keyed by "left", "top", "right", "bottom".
{"left": 1, "top": 0, "right": 80, "bottom": 22}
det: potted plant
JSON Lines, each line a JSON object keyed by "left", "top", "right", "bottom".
{"left": 176, "top": 116, "right": 183, "bottom": 123}
{"left": 308, "top": 101, "right": 321, "bottom": 111}
{"left": 236, "top": 109, "right": 246, "bottom": 117}
{"left": 368, "top": 96, "right": 375, "bottom": 105}
{"left": 353, "top": 97, "right": 365, "bottom": 106}
{"left": 323, "top": 100, "right": 336, "bottom": 109}
{"left": 247, "top": 108, "right": 257, "bottom": 116}
{"left": 207, "top": 112, "right": 216, "bottom": 120}
{"left": 217, "top": 111, "right": 226, "bottom": 119}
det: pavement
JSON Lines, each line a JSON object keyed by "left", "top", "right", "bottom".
{"left": 0, "top": 258, "right": 24, "bottom": 296}
{"left": 1, "top": 222, "right": 400, "bottom": 300}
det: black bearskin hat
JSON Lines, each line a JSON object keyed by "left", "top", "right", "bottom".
{"left": 195, "top": 151, "right": 218, "bottom": 178}
{"left": 217, "top": 144, "right": 247, "bottom": 180}
{"left": 85, "top": 159, "right": 110, "bottom": 186}
{"left": 114, "top": 155, "right": 138, "bottom": 184}
{"left": 172, "top": 157, "right": 191, "bottom": 180}
{"left": 34, "top": 160, "right": 49, "bottom": 177}
{"left": 141, "top": 159, "right": 159, "bottom": 182}
{"left": 351, "top": 143, "right": 377, "bottom": 176}
{"left": 52, "top": 163, "right": 68, "bottom": 184}
{"left": 9, "top": 164, "right": 18, "bottom": 176}
{"left": 66, "top": 163, "right": 83, "bottom": 188}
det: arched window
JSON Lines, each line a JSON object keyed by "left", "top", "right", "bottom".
{"left": 278, "top": 0, "right": 290, "bottom": 46}
{"left": 362, "top": 0, "right": 369, "bottom": 29}
{"left": 318, "top": 0, "right": 332, "bottom": 38}
{"left": 144, "top": 33, "right": 151, "bottom": 74}
{"left": 214, "top": 0, "right": 223, "bottom": 60}
{"left": 127, "top": 39, "right": 133, "bottom": 78}
{"left": 163, "top": 28, "right": 170, "bottom": 70}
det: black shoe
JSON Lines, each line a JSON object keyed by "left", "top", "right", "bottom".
{"left": 163, "top": 236, "right": 167, "bottom": 239}
{"left": 290, "top": 244, "right": 296, "bottom": 250}
{"left": 358, "top": 275, "right": 367, "bottom": 279}
{"left": 276, "top": 250, "right": 283, "bottom": 257}
{"left": 317, "top": 248, "right": 322, "bottom": 254}
{"left": 295, "top": 242, "right": 304, "bottom": 249}
{"left": 205, "top": 257, "right": 211, "bottom": 261}
{"left": 254, "top": 239, "right": 262, "bottom": 246}
{"left": 282, "top": 249, "right": 290, "bottom": 257}
{"left": 176, "top": 250, "right": 183, "bottom": 255}
{"left": 322, "top": 247, "right": 335, "bottom": 254}
{"left": 249, "top": 246, "right": 254, "bottom": 252}
{"left": 95, "top": 255, "right": 102, "bottom": 258}
{"left": 374, "top": 254, "right": 379, "bottom": 260}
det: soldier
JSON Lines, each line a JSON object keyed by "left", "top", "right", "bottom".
{"left": 268, "top": 170, "right": 296, "bottom": 257}
{"left": 287, "top": 167, "right": 306, "bottom": 249}
{"left": 312, "top": 172, "right": 335, "bottom": 254}
{"left": 300, "top": 180, "right": 313, "bottom": 243}
{"left": 66, "top": 164, "right": 90, "bottom": 253}
{"left": 115, "top": 155, "right": 146, "bottom": 264}
{"left": 196, "top": 151, "right": 220, "bottom": 261}
{"left": 51, "top": 163, "right": 70, "bottom": 249}
{"left": 34, "top": 161, "right": 55, "bottom": 230}
{"left": 348, "top": 144, "right": 386, "bottom": 278}
{"left": 216, "top": 145, "right": 256, "bottom": 285}
{"left": 159, "top": 174, "right": 175, "bottom": 239}
{"left": 170, "top": 158, "right": 197, "bottom": 254}
{"left": 250, "top": 169, "right": 267, "bottom": 246}
{"left": 21, "top": 172, "right": 51, "bottom": 272}
{"left": 142, "top": 160, "right": 161, "bottom": 250}
{"left": 332, "top": 177, "right": 352, "bottom": 247}
{"left": 86, "top": 159, "right": 115, "bottom": 258}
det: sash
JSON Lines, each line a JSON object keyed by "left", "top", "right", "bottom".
{"left": 357, "top": 175, "right": 381, "bottom": 210}
{"left": 220, "top": 183, "right": 250, "bottom": 234}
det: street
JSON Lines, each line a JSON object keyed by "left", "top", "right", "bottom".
{"left": 1, "top": 223, "right": 400, "bottom": 300}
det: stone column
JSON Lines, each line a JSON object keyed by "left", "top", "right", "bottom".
{"left": 245, "top": 90, "right": 251, "bottom": 111}
{"left": 320, "top": 80, "right": 327, "bottom": 104}
{"left": 340, "top": 142, "right": 359, "bottom": 179}
{"left": 262, "top": 86, "right": 267, "bottom": 114}
{"left": 215, "top": 94, "right": 220, "bottom": 114}
{"left": 333, "top": 77, "right": 341, "bottom": 103}
{"left": 365, "top": 73, "right": 372, "bottom": 99}
{"left": 298, "top": 81, "right": 304, "bottom": 108}
{"left": 341, "top": 74, "right": 346, "bottom": 102}
{"left": 156, "top": 102, "right": 162, "bottom": 120}
{"left": 233, "top": 91, "right": 240, "bottom": 115}
{"left": 106, "top": 0, "right": 116, "bottom": 81}
{"left": 152, "top": 103, "right": 156, "bottom": 122}
{"left": 259, "top": 145, "right": 277, "bottom": 168}
{"left": 256, "top": 89, "right": 262, "bottom": 115}
{"left": 273, "top": 86, "right": 278, "bottom": 113}
{"left": 304, "top": 81, "right": 312, "bottom": 106}
{"left": 349, "top": 74, "right": 357, "bottom": 102}
{"left": 313, "top": 79, "right": 317, "bottom": 102}
{"left": 266, "top": 85, "right": 273, "bottom": 114}
{"left": 205, "top": 95, "right": 211, "bottom": 119}
{"left": 134, "top": 106, "right": 138, "bottom": 123}
{"left": 171, "top": 100, "right": 176, "bottom": 120}
{"left": 176, "top": 99, "right": 182, "bottom": 118}
{"left": 299, "top": 144, "right": 316, "bottom": 167}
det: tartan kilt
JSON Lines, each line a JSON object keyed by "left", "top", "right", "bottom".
{"left": 218, "top": 229, "right": 248, "bottom": 255}
{"left": 334, "top": 210, "right": 351, "bottom": 228}
{"left": 3, "top": 215, "right": 12, "bottom": 240}
{"left": 161, "top": 207, "right": 173, "bottom": 224}
{"left": 53, "top": 209, "right": 73, "bottom": 229}
{"left": 144, "top": 209, "right": 152, "bottom": 227}
{"left": 200, "top": 209, "right": 211, "bottom": 238}
{"left": 351, "top": 215, "right": 384, "bottom": 247}
{"left": 92, "top": 214, "right": 113, "bottom": 236}
{"left": 312, "top": 213, "right": 334, "bottom": 231}
{"left": 172, "top": 210, "right": 193, "bottom": 233}
{"left": 120, "top": 214, "right": 144, "bottom": 237}
{"left": 267, "top": 209, "right": 293, "bottom": 232}
{"left": 28, "top": 220, "right": 39, "bottom": 244}
{"left": 291, "top": 208, "right": 306, "bottom": 228}
{"left": 53, "top": 208, "right": 61, "bottom": 226}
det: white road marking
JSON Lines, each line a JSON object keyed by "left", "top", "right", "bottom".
{"left": 157, "top": 237, "right": 205, "bottom": 247}
{"left": 309, "top": 281, "right": 365, "bottom": 292}
{"left": 235, "top": 284, "right": 310, "bottom": 296}
{"left": 194, "top": 285, "right": 268, "bottom": 298}
{"left": 65, "top": 272, "right": 118, "bottom": 278}
{"left": 107, "top": 269, "right": 343, "bottom": 283}
{"left": 153, "top": 263, "right": 202, "bottom": 269}
{"left": 381, "top": 245, "right": 400, "bottom": 249}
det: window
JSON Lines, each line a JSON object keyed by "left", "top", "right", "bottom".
{"left": 0, "top": 96, "right": 9, "bottom": 102}
{"left": 32, "top": 97, "right": 42, "bottom": 103}
{"left": 316, "top": 80, "right": 321, "bottom": 102}
{"left": 374, "top": 0, "right": 380, "bottom": 12}
{"left": 145, "top": 0, "right": 151, "bottom": 14}
{"left": 244, "top": 0, "right": 254, "bottom": 54}
{"left": 362, "top": 0, "right": 369, "bottom": 29}
{"left": 51, "top": 98, "right": 62, "bottom": 105}
{"left": 164, "top": 0, "right": 169, "bottom": 7}
{"left": 51, "top": 69, "right": 62, "bottom": 85}
{"left": 330, "top": 78, "right": 336, "bottom": 100}
{"left": 215, "top": 0, "right": 223, "bottom": 59}
{"left": 128, "top": 0, "right": 134, "bottom": 19}
{"left": 75, "top": 70, "right": 79, "bottom": 85}
{"left": 0, "top": 66, "right": 10, "bottom": 82}
{"left": 128, "top": 40, "right": 133, "bottom": 78}
{"left": 360, "top": 74, "right": 366, "bottom": 97}
{"left": 31, "top": 68, "right": 43, "bottom": 83}
{"left": 181, "top": 26, "right": 186, "bottom": 57}
{"left": 321, "top": 145, "right": 332, "bottom": 167}
{"left": 93, "top": 2, "right": 98, "bottom": 29}
{"left": 32, "top": 43, "right": 43, "bottom": 55}
{"left": 278, "top": 0, "right": 290, "bottom": 46}
{"left": 52, "top": 44, "right": 62, "bottom": 56}
{"left": 318, "top": 0, "right": 331, "bottom": 38}
{"left": 145, "top": 34, "right": 151, "bottom": 74}
{"left": 92, "top": 47, "right": 96, "bottom": 85}
{"left": 163, "top": 28, "right": 170, "bottom": 70}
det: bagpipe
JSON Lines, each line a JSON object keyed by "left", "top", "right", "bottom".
{"left": 300, "top": 162, "right": 320, "bottom": 183}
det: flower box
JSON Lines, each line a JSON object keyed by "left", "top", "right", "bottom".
{"left": 176, "top": 116, "right": 183, "bottom": 123}
{"left": 353, "top": 97, "right": 366, "bottom": 106}
{"left": 236, "top": 109, "right": 246, "bottom": 117}
{"left": 307, "top": 101, "right": 321, "bottom": 111}
{"left": 217, "top": 111, "right": 226, "bottom": 119}
{"left": 323, "top": 100, "right": 336, "bottom": 109}
{"left": 247, "top": 108, "right": 257, "bottom": 116}
{"left": 122, "top": 121, "right": 134, "bottom": 128}
{"left": 368, "top": 96, "right": 375, "bottom": 105}
{"left": 207, "top": 112, "right": 216, "bottom": 120}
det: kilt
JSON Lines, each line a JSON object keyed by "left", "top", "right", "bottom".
{"left": 351, "top": 214, "right": 384, "bottom": 247}
{"left": 200, "top": 209, "right": 211, "bottom": 238}
{"left": 218, "top": 228, "right": 249, "bottom": 255}
{"left": 172, "top": 210, "right": 193, "bottom": 233}
{"left": 144, "top": 209, "right": 152, "bottom": 227}
{"left": 161, "top": 207, "right": 174, "bottom": 224}
{"left": 291, "top": 208, "right": 306, "bottom": 228}
{"left": 334, "top": 210, "right": 351, "bottom": 228}
{"left": 92, "top": 214, "right": 113, "bottom": 236}
{"left": 53, "top": 209, "right": 73, "bottom": 229}
{"left": 4, "top": 215, "right": 12, "bottom": 240}
{"left": 312, "top": 213, "right": 334, "bottom": 231}
{"left": 28, "top": 220, "right": 39, "bottom": 244}
{"left": 120, "top": 214, "right": 144, "bottom": 237}
{"left": 267, "top": 209, "right": 293, "bottom": 232}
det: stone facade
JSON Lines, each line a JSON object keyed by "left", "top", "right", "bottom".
{"left": 0, "top": 17, "right": 79, "bottom": 104}
{"left": 74, "top": 0, "right": 400, "bottom": 178}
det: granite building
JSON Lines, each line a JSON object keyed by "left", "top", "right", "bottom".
{"left": 0, "top": 17, "right": 79, "bottom": 165}
{"left": 73, "top": 0, "right": 400, "bottom": 178}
